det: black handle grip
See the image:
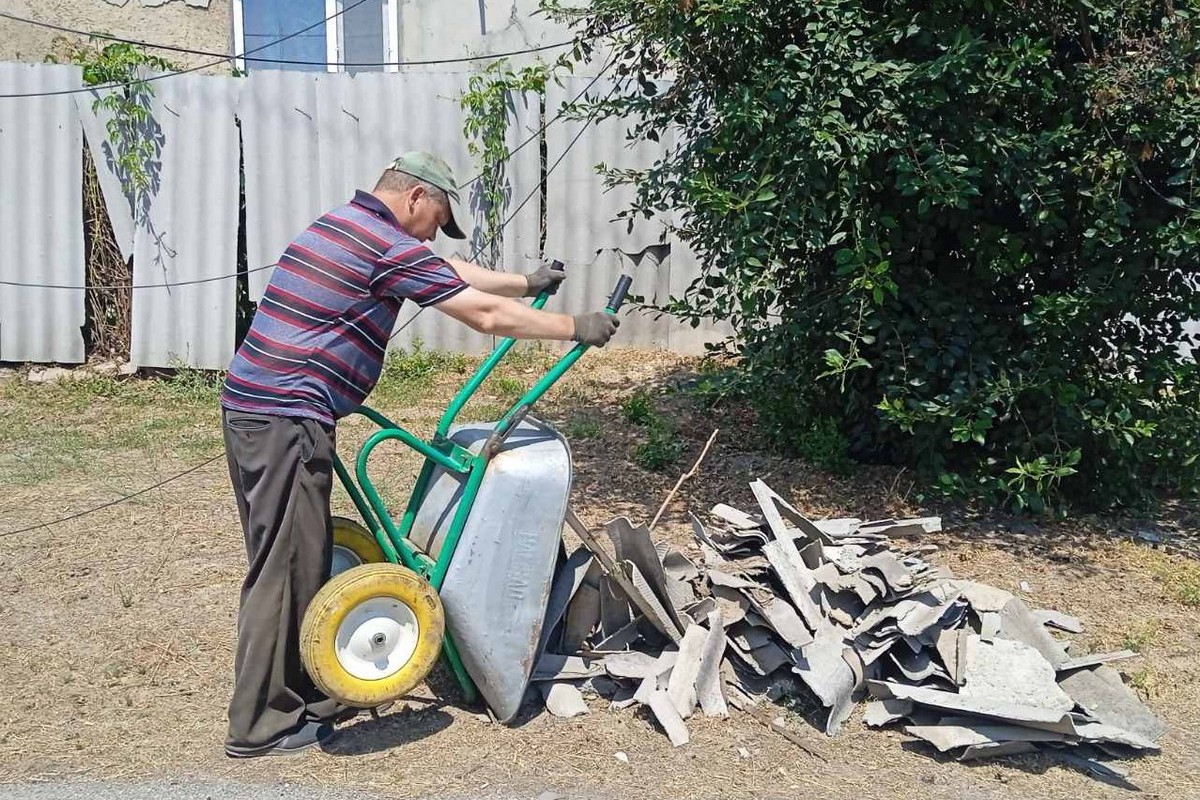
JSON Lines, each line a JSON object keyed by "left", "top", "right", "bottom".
{"left": 607, "top": 274, "right": 633, "bottom": 312}
{"left": 551, "top": 259, "right": 565, "bottom": 271}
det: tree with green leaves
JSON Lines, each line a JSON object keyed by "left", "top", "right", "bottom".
{"left": 65, "top": 41, "right": 174, "bottom": 215}
{"left": 546, "top": 0, "right": 1200, "bottom": 512}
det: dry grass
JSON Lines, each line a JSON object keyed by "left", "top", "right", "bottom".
{"left": 0, "top": 347, "right": 1198, "bottom": 799}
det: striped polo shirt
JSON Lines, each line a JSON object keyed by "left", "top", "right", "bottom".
{"left": 220, "top": 190, "right": 468, "bottom": 425}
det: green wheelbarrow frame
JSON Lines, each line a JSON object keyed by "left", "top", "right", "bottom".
{"left": 329, "top": 271, "right": 632, "bottom": 703}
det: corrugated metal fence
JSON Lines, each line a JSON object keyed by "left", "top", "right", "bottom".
{"left": 0, "top": 64, "right": 84, "bottom": 365}
{"left": 0, "top": 63, "right": 729, "bottom": 369}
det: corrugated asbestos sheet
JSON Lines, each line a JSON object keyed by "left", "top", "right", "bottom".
{"left": 667, "top": 233, "right": 735, "bottom": 354}
{"left": 238, "top": 70, "right": 323, "bottom": 302}
{"left": 388, "top": 82, "right": 542, "bottom": 354}
{"left": 545, "top": 76, "right": 670, "bottom": 263}
{"left": 500, "top": 90, "right": 544, "bottom": 278}
{"left": 544, "top": 76, "right": 664, "bottom": 345}
{"left": 3, "top": 66, "right": 729, "bottom": 366}
{"left": 0, "top": 63, "right": 85, "bottom": 364}
{"left": 75, "top": 94, "right": 136, "bottom": 262}
{"left": 130, "top": 74, "right": 241, "bottom": 370}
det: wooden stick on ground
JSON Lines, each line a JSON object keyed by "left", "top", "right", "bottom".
{"left": 649, "top": 428, "right": 719, "bottom": 531}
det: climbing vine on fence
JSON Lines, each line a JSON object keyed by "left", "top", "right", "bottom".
{"left": 461, "top": 58, "right": 550, "bottom": 266}
{"left": 51, "top": 40, "right": 175, "bottom": 360}
{"left": 66, "top": 41, "right": 174, "bottom": 214}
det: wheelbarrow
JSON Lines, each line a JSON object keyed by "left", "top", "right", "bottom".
{"left": 299, "top": 267, "right": 633, "bottom": 723}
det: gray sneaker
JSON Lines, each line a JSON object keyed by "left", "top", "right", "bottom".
{"left": 225, "top": 721, "right": 335, "bottom": 758}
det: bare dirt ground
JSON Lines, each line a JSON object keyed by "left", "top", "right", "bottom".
{"left": 1, "top": 347, "right": 1197, "bottom": 800}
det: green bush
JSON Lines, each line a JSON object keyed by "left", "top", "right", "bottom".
{"left": 621, "top": 390, "right": 656, "bottom": 425}
{"left": 633, "top": 418, "right": 684, "bottom": 471}
{"left": 549, "top": 0, "right": 1200, "bottom": 511}
{"left": 795, "top": 416, "right": 855, "bottom": 476}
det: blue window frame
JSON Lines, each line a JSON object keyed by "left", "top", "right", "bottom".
{"left": 343, "top": 0, "right": 386, "bottom": 74}
{"left": 235, "top": 0, "right": 395, "bottom": 73}
{"left": 240, "top": 0, "right": 327, "bottom": 72}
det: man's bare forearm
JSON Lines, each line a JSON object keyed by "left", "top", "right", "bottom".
{"left": 436, "top": 287, "right": 575, "bottom": 340}
{"left": 447, "top": 259, "right": 527, "bottom": 297}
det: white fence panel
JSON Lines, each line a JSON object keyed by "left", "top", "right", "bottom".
{"left": 130, "top": 74, "right": 241, "bottom": 370}
{"left": 0, "top": 63, "right": 85, "bottom": 364}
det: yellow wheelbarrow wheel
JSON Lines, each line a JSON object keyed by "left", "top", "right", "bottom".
{"left": 301, "top": 563, "right": 445, "bottom": 708}
{"left": 330, "top": 516, "right": 386, "bottom": 578}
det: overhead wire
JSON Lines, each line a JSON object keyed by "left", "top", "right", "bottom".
{"left": 0, "top": 10, "right": 582, "bottom": 70}
{"left": 0, "top": 61, "right": 623, "bottom": 536}
{"left": 0, "top": 453, "right": 224, "bottom": 537}
{"left": 0, "top": 0, "right": 372, "bottom": 99}
{"left": 0, "top": 58, "right": 617, "bottom": 292}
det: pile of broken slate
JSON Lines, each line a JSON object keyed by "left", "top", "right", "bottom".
{"left": 532, "top": 479, "right": 1165, "bottom": 768}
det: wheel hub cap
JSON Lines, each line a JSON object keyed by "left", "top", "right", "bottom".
{"left": 335, "top": 596, "right": 420, "bottom": 681}
{"left": 330, "top": 545, "right": 364, "bottom": 578}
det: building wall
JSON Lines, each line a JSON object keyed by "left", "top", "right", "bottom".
{"left": 0, "top": 0, "right": 573, "bottom": 73}
{"left": 399, "top": 0, "right": 571, "bottom": 69}
{"left": 0, "top": 1, "right": 232, "bottom": 70}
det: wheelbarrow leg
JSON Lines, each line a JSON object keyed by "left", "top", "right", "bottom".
{"left": 442, "top": 630, "right": 478, "bottom": 704}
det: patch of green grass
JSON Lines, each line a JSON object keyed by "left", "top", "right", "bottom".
{"left": 1119, "top": 541, "right": 1200, "bottom": 609}
{"left": 1122, "top": 621, "right": 1160, "bottom": 653}
{"left": 503, "top": 343, "right": 556, "bottom": 372}
{"left": 1128, "top": 666, "right": 1158, "bottom": 698}
{"left": 176, "top": 431, "right": 225, "bottom": 457}
{"left": 60, "top": 373, "right": 128, "bottom": 400}
{"left": 0, "top": 409, "right": 33, "bottom": 445}
{"left": 621, "top": 390, "right": 655, "bottom": 426}
{"left": 492, "top": 375, "right": 525, "bottom": 400}
{"left": 108, "top": 423, "right": 155, "bottom": 451}
{"left": 0, "top": 368, "right": 227, "bottom": 488}
{"left": 615, "top": 388, "right": 685, "bottom": 471}
{"left": 161, "top": 367, "right": 224, "bottom": 405}
{"left": 19, "top": 374, "right": 132, "bottom": 414}
{"left": 1155, "top": 560, "right": 1200, "bottom": 607}
{"left": 562, "top": 415, "right": 602, "bottom": 440}
{"left": 461, "top": 401, "right": 510, "bottom": 422}
{"left": 0, "top": 427, "right": 92, "bottom": 486}
{"left": 375, "top": 342, "right": 474, "bottom": 404}
{"left": 381, "top": 342, "right": 472, "bottom": 384}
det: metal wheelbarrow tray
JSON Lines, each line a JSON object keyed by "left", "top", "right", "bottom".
{"left": 408, "top": 418, "right": 571, "bottom": 722}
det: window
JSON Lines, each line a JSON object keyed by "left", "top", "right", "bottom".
{"left": 233, "top": 0, "right": 399, "bottom": 74}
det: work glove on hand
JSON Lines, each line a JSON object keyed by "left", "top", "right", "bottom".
{"left": 572, "top": 312, "right": 620, "bottom": 348}
{"left": 523, "top": 261, "right": 567, "bottom": 297}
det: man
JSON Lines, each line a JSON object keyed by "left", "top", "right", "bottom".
{"left": 219, "top": 151, "right": 619, "bottom": 758}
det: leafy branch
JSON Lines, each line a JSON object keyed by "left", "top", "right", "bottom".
{"left": 66, "top": 41, "right": 174, "bottom": 217}
{"left": 461, "top": 58, "right": 551, "bottom": 266}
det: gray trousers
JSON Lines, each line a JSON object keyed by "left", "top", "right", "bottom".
{"left": 222, "top": 408, "right": 345, "bottom": 749}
